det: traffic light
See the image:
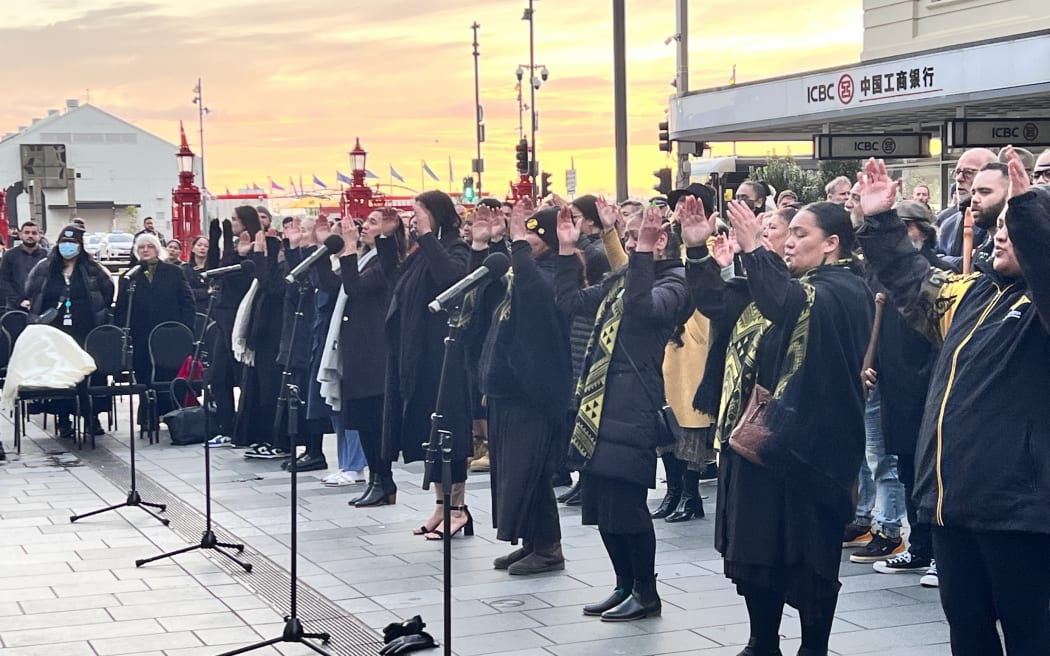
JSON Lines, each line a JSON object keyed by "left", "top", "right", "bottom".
{"left": 540, "top": 171, "right": 552, "bottom": 197}
{"left": 653, "top": 168, "right": 672, "bottom": 195}
{"left": 658, "top": 121, "right": 671, "bottom": 153}
{"left": 515, "top": 138, "right": 530, "bottom": 175}
{"left": 462, "top": 176, "right": 476, "bottom": 202}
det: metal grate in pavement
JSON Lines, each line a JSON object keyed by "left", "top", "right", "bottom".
{"left": 71, "top": 440, "right": 384, "bottom": 656}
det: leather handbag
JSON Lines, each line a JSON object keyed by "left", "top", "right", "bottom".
{"left": 727, "top": 382, "right": 772, "bottom": 465}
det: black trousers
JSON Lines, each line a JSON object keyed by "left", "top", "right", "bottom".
{"left": 898, "top": 454, "right": 932, "bottom": 560}
{"left": 934, "top": 526, "right": 1050, "bottom": 656}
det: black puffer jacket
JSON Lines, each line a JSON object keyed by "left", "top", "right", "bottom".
{"left": 26, "top": 255, "right": 114, "bottom": 328}
{"left": 556, "top": 253, "right": 691, "bottom": 488}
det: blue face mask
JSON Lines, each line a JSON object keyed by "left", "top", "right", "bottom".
{"left": 58, "top": 242, "right": 80, "bottom": 259}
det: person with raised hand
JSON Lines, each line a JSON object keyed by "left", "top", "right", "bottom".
{"left": 686, "top": 187, "right": 874, "bottom": 656}
{"left": 856, "top": 151, "right": 1050, "bottom": 656}
{"left": 555, "top": 196, "right": 690, "bottom": 622}
{"left": 462, "top": 197, "right": 572, "bottom": 574}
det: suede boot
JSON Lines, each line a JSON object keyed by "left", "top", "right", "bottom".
{"left": 493, "top": 542, "right": 533, "bottom": 570}
{"left": 508, "top": 542, "right": 565, "bottom": 575}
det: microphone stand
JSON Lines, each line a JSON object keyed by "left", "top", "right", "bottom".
{"left": 136, "top": 278, "right": 251, "bottom": 571}
{"left": 421, "top": 300, "right": 467, "bottom": 656}
{"left": 219, "top": 279, "right": 331, "bottom": 656}
{"left": 71, "top": 274, "right": 169, "bottom": 526}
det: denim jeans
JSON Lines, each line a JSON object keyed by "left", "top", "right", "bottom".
{"left": 331, "top": 413, "right": 367, "bottom": 472}
{"left": 855, "top": 388, "right": 906, "bottom": 538}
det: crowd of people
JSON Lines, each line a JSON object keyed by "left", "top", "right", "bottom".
{"left": 0, "top": 144, "right": 1046, "bottom": 656}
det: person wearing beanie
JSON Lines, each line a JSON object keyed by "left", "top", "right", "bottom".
{"left": 24, "top": 225, "right": 115, "bottom": 438}
{"left": 466, "top": 201, "right": 572, "bottom": 573}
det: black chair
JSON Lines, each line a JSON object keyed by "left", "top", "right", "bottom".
{"left": 146, "top": 322, "right": 195, "bottom": 442}
{"left": 84, "top": 325, "right": 149, "bottom": 448}
{"left": 8, "top": 327, "right": 82, "bottom": 453}
{"left": 0, "top": 311, "right": 28, "bottom": 347}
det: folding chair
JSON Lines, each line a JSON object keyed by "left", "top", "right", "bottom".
{"left": 84, "top": 325, "right": 149, "bottom": 448}
{"left": 0, "top": 311, "right": 28, "bottom": 347}
{"left": 146, "top": 322, "right": 195, "bottom": 443}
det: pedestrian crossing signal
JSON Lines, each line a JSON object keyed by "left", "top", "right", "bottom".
{"left": 462, "top": 176, "right": 476, "bottom": 202}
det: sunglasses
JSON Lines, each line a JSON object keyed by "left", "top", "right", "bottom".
{"left": 1034, "top": 169, "right": 1050, "bottom": 182}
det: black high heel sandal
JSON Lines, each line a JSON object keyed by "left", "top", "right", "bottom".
{"left": 424, "top": 505, "right": 474, "bottom": 541}
{"left": 412, "top": 500, "right": 442, "bottom": 536}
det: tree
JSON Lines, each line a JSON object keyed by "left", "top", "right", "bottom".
{"left": 749, "top": 156, "right": 824, "bottom": 204}
{"left": 818, "top": 159, "right": 863, "bottom": 188}
{"left": 125, "top": 205, "right": 139, "bottom": 233}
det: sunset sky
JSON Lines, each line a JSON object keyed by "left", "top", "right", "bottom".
{"left": 4, "top": 0, "right": 863, "bottom": 199}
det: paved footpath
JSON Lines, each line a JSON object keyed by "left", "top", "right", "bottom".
{"left": 0, "top": 410, "right": 951, "bottom": 656}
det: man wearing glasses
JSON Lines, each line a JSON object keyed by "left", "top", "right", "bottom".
{"left": 1033, "top": 149, "right": 1050, "bottom": 184}
{"left": 936, "top": 148, "right": 998, "bottom": 270}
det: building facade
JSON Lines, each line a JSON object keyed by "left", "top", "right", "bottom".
{"left": 0, "top": 101, "right": 194, "bottom": 238}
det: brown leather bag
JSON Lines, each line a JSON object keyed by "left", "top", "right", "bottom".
{"left": 728, "top": 382, "right": 772, "bottom": 465}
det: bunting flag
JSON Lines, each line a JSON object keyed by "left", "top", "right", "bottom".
{"left": 365, "top": 169, "right": 380, "bottom": 179}
{"left": 336, "top": 171, "right": 352, "bottom": 184}
{"left": 224, "top": 186, "right": 230, "bottom": 196}
{"left": 422, "top": 160, "right": 439, "bottom": 182}
{"left": 269, "top": 177, "right": 285, "bottom": 192}
{"left": 252, "top": 181, "right": 262, "bottom": 191}
{"left": 390, "top": 165, "right": 405, "bottom": 183}
{"left": 289, "top": 177, "right": 299, "bottom": 196}
{"left": 312, "top": 174, "right": 328, "bottom": 189}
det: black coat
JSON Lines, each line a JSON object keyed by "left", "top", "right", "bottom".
{"left": 382, "top": 231, "right": 471, "bottom": 464}
{"left": 1, "top": 246, "right": 47, "bottom": 309}
{"left": 181, "top": 262, "right": 210, "bottom": 314}
{"left": 26, "top": 254, "right": 114, "bottom": 331}
{"left": 556, "top": 253, "right": 691, "bottom": 488}
{"left": 338, "top": 238, "right": 398, "bottom": 400}
{"left": 113, "top": 261, "right": 195, "bottom": 379}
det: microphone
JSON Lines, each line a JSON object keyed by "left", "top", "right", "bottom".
{"left": 123, "top": 264, "right": 143, "bottom": 278}
{"left": 284, "top": 235, "right": 344, "bottom": 283}
{"left": 428, "top": 252, "right": 510, "bottom": 314}
{"left": 200, "top": 259, "right": 256, "bottom": 280}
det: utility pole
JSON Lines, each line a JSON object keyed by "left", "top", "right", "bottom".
{"left": 613, "top": 0, "right": 628, "bottom": 202}
{"left": 193, "top": 78, "right": 210, "bottom": 227}
{"left": 674, "top": 0, "right": 691, "bottom": 189}
{"left": 527, "top": 0, "right": 538, "bottom": 203}
{"left": 471, "top": 22, "right": 485, "bottom": 197}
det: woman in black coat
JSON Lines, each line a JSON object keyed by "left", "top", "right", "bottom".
{"left": 555, "top": 207, "right": 691, "bottom": 621}
{"left": 382, "top": 190, "right": 472, "bottom": 538}
{"left": 25, "top": 225, "right": 115, "bottom": 437}
{"left": 114, "top": 233, "right": 195, "bottom": 427}
{"left": 181, "top": 235, "right": 210, "bottom": 315}
{"left": 329, "top": 209, "right": 404, "bottom": 507}
{"left": 685, "top": 199, "right": 873, "bottom": 656}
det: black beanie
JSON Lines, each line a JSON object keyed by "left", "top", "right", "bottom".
{"left": 525, "top": 207, "right": 560, "bottom": 252}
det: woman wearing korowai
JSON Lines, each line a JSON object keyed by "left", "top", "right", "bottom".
{"left": 684, "top": 195, "right": 873, "bottom": 656}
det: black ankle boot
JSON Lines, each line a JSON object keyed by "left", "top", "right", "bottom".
{"left": 355, "top": 472, "right": 397, "bottom": 507}
{"left": 665, "top": 469, "right": 704, "bottom": 522}
{"left": 557, "top": 479, "right": 581, "bottom": 503}
{"left": 583, "top": 576, "right": 632, "bottom": 616}
{"left": 600, "top": 574, "right": 661, "bottom": 621}
{"left": 349, "top": 472, "right": 376, "bottom": 506}
{"left": 736, "top": 638, "right": 783, "bottom": 656}
{"left": 795, "top": 648, "right": 826, "bottom": 656}
{"left": 651, "top": 454, "right": 684, "bottom": 519}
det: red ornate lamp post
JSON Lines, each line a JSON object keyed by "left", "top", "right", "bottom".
{"left": 171, "top": 122, "right": 201, "bottom": 260}
{"left": 341, "top": 138, "right": 375, "bottom": 220}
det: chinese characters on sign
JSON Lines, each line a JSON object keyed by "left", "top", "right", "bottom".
{"left": 859, "top": 67, "right": 936, "bottom": 98}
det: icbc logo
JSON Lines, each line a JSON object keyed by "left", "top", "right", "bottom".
{"left": 838, "top": 74, "right": 855, "bottom": 105}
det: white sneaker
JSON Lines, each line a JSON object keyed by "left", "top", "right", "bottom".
{"left": 206, "top": 435, "right": 233, "bottom": 448}
{"left": 919, "top": 560, "right": 939, "bottom": 588}
{"left": 323, "top": 471, "right": 355, "bottom": 487}
{"left": 348, "top": 469, "right": 367, "bottom": 483}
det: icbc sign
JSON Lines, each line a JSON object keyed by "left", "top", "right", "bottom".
{"left": 807, "top": 74, "right": 855, "bottom": 105}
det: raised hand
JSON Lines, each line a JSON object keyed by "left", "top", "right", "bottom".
{"left": 677, "top": 195, "right": 717, "bottom": 247}
{"left": 595, "top": 197, "right": 621, "bottom": 234}
{"left": 490, "top": 210, "right": 507, "bottom": 242}
{"left": 1004, "top": 145, "right": 1031, "bottom": 199}
{"left": 254, "top": 228, "right": 267, "bottom": 256}
{"left": 236, "top": 231, "right": 253, "bottom": 257}
{"left": 341, "top": 218, "right": 359, "bottom": 255}
{"left": 508, "top": 199, "right": 531, "bottom": 242}
{"left": 471, "top": 205, "right": 493, "bottom": 247}
{"left": 414, "top": 202, "right": 433, "bottom": 236}
{"left": 209, "top": 218, "right": 221, "bottom": 243}
{"left": 726, "top": 200, "right": 762, "bottom": 253}
{"left": 285, "top": 218, "right": 302, "bottom": 249}
{"left": 556, "top": 205, "right": 580, "bottom": 255}
{"left": 711, "top": 234, "right": 735, "bottom": 269}
{"left": 636, "top": 205, "right": 664, "bottom": 253}
{"left": 857, "top": 158, "right": 898, "bottom": 218}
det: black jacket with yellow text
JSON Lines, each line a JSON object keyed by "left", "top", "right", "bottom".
{"left": 857, "top": 187, "right": 1050, "bottom": 533}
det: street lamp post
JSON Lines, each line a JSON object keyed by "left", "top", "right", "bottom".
{"left": 171, "top": 122, "right": 201, "bottom": 260}
{"left": 342, "top": 138, "right": 375, "bottom": 220}
{"left": 520, "top": 1, "right": 550, "bottom": 204}
{"left": 192, "top": 79, "right": 210, "bottom": 226}
{"left": 471, "top": 22, "right": 485, "bottom": 198}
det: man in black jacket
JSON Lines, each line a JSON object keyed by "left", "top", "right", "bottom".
{"left": 858, "top": 152, "right": 1050, "bottom": 656}
{"left": 0, "top": 222, "right": 46, "bottom": 310}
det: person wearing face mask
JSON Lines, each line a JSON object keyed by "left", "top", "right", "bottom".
{"left": 734, "top": 181, "right": 769, "bottom": 217}
{"left": 114, "top": 233, "right": 196, "bottom": 429}
{"left": 682, "top": 198, "right": 874, "bottom": 656}
{"left": 25, "top": 225, "right": 115, "bottom": 438}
